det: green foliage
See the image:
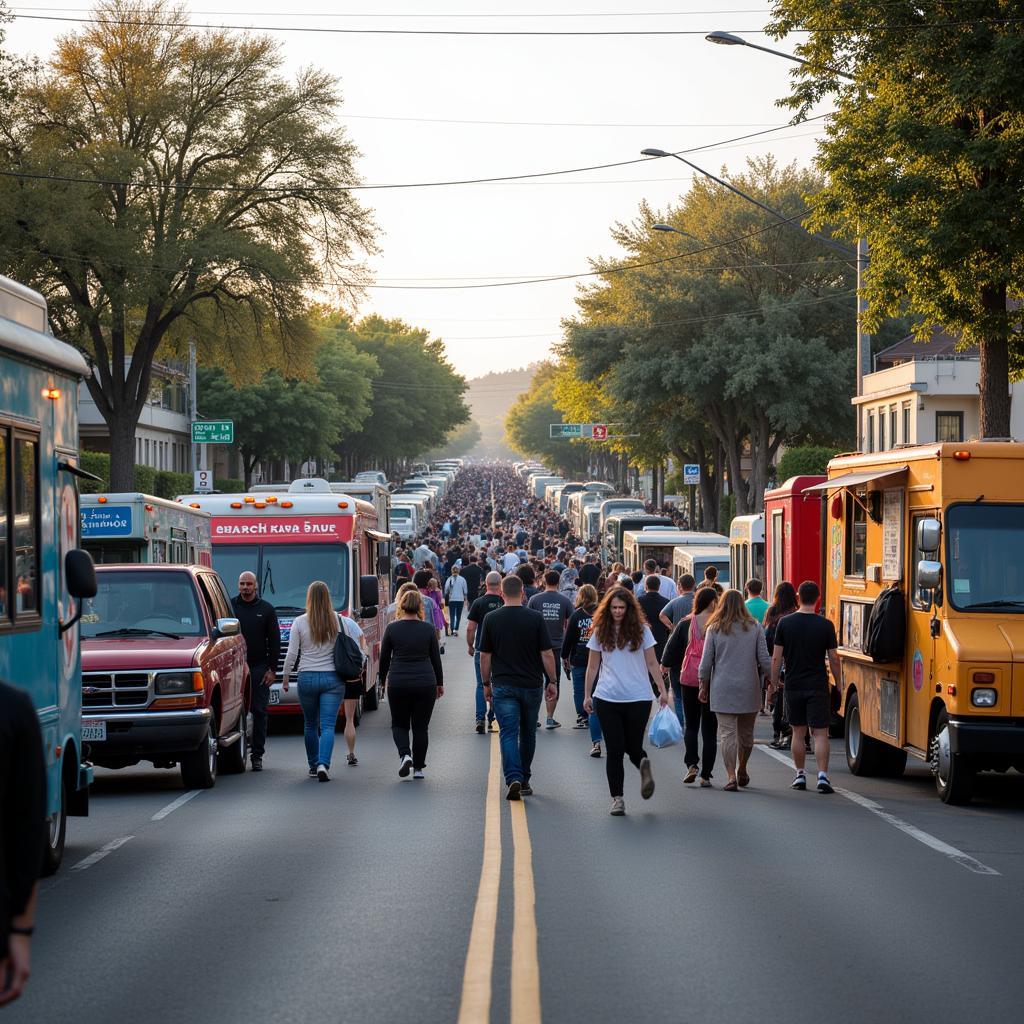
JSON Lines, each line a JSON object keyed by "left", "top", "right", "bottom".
{"left": 774, "top": 445, "right": 841, "bottom": 484}
{"left": 504, "top": 363, "right": 590, "bottom": 475}
{"left": 77, "top": 449, "right": 243, "bottom": 495}
{"left": 422, "top": 419, "right": 483, "bottom": 461}
{"left": 153, "top": 470, "right": 192, "bottom": 500}
{"left": 718, "top": 493, "right": 737, "bottom": 536}
{"left": 768, "top": 0, "right": 1024, "bottom": 435}
{"left": 79, "top": 450, "right": 110, "bottom": 493}
{"left": 0, "top": 0, "right": 377, "bottom": 488}
{"left": 214, "top": 478, "right": 245, "bottom": 494}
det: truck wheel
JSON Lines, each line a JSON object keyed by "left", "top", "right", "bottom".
{"left": 930, "top": 708, "right": 974, "bottom": 804}
{"left": 879, "top": 744, "right": 908, "bottom": 778}
{"left": 42, "top": 773, "right": 68, "bottom": 876}
{"left": 845, "top": 691, "right": 886, "bottom": 776}
{"left": 180, "top": 719, "right": 218, "bottom": 789}
{"left": 219, "top": 709, "right": 249, "bottom": 775}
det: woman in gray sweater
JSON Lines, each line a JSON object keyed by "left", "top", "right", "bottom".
{"left": 697, "top": 590, "right": 772, "bottom": 791}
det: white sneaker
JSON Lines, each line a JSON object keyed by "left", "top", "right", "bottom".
{"left": 316, "top": 764, "right": 329, "bottom": 782}
{"left": 413, "top": 769, "right": 425, "bottom": 780}
{"left": 610, "top": 796, "right": 625, "bottom": 816}
{"left": 399, "top": 754, "right": 413, "bottom": 778}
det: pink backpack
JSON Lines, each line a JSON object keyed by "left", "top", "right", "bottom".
{"left": 680, "top": 620, "right": 706, "bottom": 687}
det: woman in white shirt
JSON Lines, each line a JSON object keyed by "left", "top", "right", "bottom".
{"left": 583, "top": 586, "right": 670, "bottom": 816}
{"left": 282, "top": 581, "right": 364, "bottom": 781}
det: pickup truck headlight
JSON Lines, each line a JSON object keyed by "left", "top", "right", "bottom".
{"left": 971, "top": 688, "right": 997, "bottom": 707}
{"left": 155, "top": 671, "right": 199, "bottom": 695}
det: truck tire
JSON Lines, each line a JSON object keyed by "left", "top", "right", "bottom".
{"left": 180, "top": 718, "right": 218, "bottom": 789}
{"left": 931, "top": 708, "right": 974, "bottom": 804}
{"left": 42, "top": 772, "right": 68, "bottom": 876}
{"left": 219, "top": 709, "right": 249, "bottom": 775}
{"left": 845, "top": 691, "right": 888, "bottom": 776}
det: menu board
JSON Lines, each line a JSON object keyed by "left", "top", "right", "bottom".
{"left": 882, "top": 487, "right": 904, "bottom": 581}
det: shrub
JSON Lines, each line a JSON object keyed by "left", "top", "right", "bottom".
{"left": 214, "top": 478, "right": 245, "bottom": 493}
{"left": 774, "top": 445, "right": 841, "bottom": 484}
{"left": 153, "top": 470, "right": 193, "bottom": 500}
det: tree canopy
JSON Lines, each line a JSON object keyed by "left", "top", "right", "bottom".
{"left": 768, "top": 0, "right": 1024, "bottom": 437}
{"left": 0, "top": 0, "right": 376, "bottom": 487}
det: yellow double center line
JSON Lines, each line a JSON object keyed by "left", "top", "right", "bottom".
{"left": 458, "top": 735, "right": 542, "bottom": 1024}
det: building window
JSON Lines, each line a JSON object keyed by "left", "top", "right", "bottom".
{"left": 866, "top": 411, "right": 875, "bottom": 453}
{"left": 890, "top": 406, "right": 898, "bottom": 447}
{"left": 936, "top": 411, "right": 963, "bottom": 443}
{"left": 878, "top": 409, "right": 886, "bottom": 451}
{"left": 845, "top": 490, "right": 867, "bottom": 578}
{"left": 902, "top": 403, "right": 911, "bottom": 445}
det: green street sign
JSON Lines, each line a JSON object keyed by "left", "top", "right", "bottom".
{"left": 192, "top": 420, "right": 234, "bottom": 444}
{"left": 549, "top": 423, "right": 589, "bottom": 439}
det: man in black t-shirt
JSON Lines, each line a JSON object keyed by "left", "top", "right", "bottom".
{"left": 460, "top": 555, "right": 483, "bottom": 605}
{"left": 770, "top": 580, "right": 841, "bottom": 794}
{"left": 578, "top": 556, "right": 600, "bottom": 587}
{"left": 479, "top": 575, "right": 557, "bottom": 800}
{"left": 467, "top": 571, "right": 504, "bottom": 733}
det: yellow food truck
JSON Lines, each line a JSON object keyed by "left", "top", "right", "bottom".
{"left": 807, "top": 442, "right": 1024, "bottom": 804}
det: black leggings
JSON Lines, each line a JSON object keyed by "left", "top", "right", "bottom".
{"left": 594, "top": 697, "right": 651, "bottom": 797}
{"left": 388, "top": 685, "right": 437, "bottom": 769}
{"left": 681, "top": 686, "right": 717, "bottom": 779}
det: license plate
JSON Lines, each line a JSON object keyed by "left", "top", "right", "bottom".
{"left": 82, "top": 719, "right": 107, "bottom": 742}
{"left": 268, "top": 690, "right": 281, "bottom": 705}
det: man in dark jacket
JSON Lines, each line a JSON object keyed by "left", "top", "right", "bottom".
{"left": 1, "top": 679, "right": 46, "bottom": 1006}
{"left": 460, "top": 554, "right": 483, "bottom": 605}
{"left": 232, "top": 572, "right": 281, "bottom": 772}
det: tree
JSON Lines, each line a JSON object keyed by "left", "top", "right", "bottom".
{"left": 775, "top": 445, "right": 841, "bottom": 483}
{"left": 422, "top": 419, "right": 483, "bottom": 462}
{"left": 769, "top": 0, "right": 1024, "bottom": 438}
{"left": 0, "top": 1, "right": 376, "bottom": 488}
{"left": 504, "top": 363, "right": 590, "bottom": 475}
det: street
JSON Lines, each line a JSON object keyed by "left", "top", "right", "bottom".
{"left": 13, "top": 645, "right": 1024, "bottom": 1024}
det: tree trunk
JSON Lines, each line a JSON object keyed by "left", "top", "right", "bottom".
{"left": 107, "top": 409, "right": 137, "bottom": 491}
{"left": 979, "top": 283, "right": 1011, "bottom": 439}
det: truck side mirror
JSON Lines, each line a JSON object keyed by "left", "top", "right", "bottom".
{"left": 359, "top": 574, "right": 380, "bottom": 609}
{"left": 917, "top": 559, "right": 942, "bottom": 591}
{"left": 213, "top": 617, "right": 241, "bottom": 639}
{"left": 917, "top": 517, "right": 941, "bottom": 555}
{"left": 66, "top": 548, "right": 97, "bottom": 599}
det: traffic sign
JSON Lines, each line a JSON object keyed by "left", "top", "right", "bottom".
{"left": 549, "top": 423, "right": 588, "bottom": 439}
{"left": 683, "top": 464, "right": 701, "bottom": 485}
{"left": 193, "top": 469, "right": 213, "bottom": 493}
{"left": 591, "top": 424, "right": 608, "bottom": 441}
{"left": 192, "top": 420, "right": 234, "bottom": 444}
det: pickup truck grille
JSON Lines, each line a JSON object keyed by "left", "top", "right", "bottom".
{"left": 83, "top": 672, "right": 151, "bottom": 709}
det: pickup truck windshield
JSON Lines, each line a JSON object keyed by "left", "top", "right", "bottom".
{"left": 947, "top": 504, "right": 1024, "bottom": 612}
{"left": 212, "top": 542, "right": 350, "bottom": 612}
{"left": 82, "top": 570, "right": 206, "bottom": 637}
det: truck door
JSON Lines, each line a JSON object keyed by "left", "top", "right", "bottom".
{"left": 906, "top": 511, "right": 939, "bottom": 750}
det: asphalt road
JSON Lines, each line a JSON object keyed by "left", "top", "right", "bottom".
{"left": 13, "top": 643, "right": 1024, "bottom": 1024}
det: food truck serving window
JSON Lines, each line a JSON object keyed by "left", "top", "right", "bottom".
{"left": 845, "top": 490, "right": 867, "bottom": 578}
{"left": 946, "top": 504, "right": 1024, "bottom": 613}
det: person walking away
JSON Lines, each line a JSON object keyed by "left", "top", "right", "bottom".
{"left": 562, "top": 584, "right": 604, "bottom": 755}
{"left": 231, "top": 571, "right": 280, "bottom": 771}
{"left": 425, "top": 577, "right": 449, "bottom": 638}
{"left": 443, "top": 565, "right": 468, "bottom": 636}
{"left": 697, "top": 590, "right": 771, "bottom": 791}
{"left": 461, "top": 554, "right": 483, "bottom": 605}
{"left": 0, "top": 679, "right": 46, "bottom": 1006}
{"left": 466, "top": 571, "right": 504, "bottom": 733}
{"left": 479, "top": 575, "right": 557, "bottom": 800}
{"left": 659, "top": 573, "right": 696, "bottom": 632}
{"left": 281, "top": 582, "right": 363, "bottom": 780}
{"left": 637, "top": 574, "right": 670, "bottom": 664}
{"left": 379, "top": 589, "right": 444, "bottom": 780}
{"left": 744, "top": 579, "right": 769, "bottom": 624}
{"left": 583, "top": 587, "right": 670, "bottom": 816}
{"left": 764, "top": 581, "right": 798, "bottom": 747}
{"left": 528, "top": 570, "right": 574, "bottom": 729}
{"left": 670, "top": 588, "right": 719, "bottom": 784}
{"left": 578, "top": 554, "right": 600, "bottom": 587}
{"left": 770, "top": 581, "right": 841, "bottom": 794}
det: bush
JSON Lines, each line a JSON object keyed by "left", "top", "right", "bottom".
{"left": 214, "top": 478, "right": 245, "bottom": 493}
{"left": 774, "top": 445, "right": 841, "bottom": 484}
{"left": 79, "top": 450, "right": 110, "bottom": 493}
{"left": 153, "top": 470, "right": 193, "bottom": 500}
{"left": 718, "top": 493, "right": 736, "bottom": 535}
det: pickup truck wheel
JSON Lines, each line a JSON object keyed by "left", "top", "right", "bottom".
{"left": 931, "top": 708, "right": 974, "bottom": 804}
{"left": 219, "top": 709, "right": 249, "bottom": 775}
{"left": 180, "top": 719, "right": 218, "bottom": 789}
{"left": 42, "top": 773, "right": 68, "bottom": 876}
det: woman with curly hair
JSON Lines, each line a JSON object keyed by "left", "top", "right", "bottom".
{"left": 583, "top": 586, "right": 670, "bottom": 816}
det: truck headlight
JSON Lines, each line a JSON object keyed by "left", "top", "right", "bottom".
{"left": 155, "top": 672, "right": 196, "bottom": 695}
{"left": 971, "top": 688, "right": 997, "bottom": 707}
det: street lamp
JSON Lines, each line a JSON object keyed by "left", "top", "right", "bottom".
{"left": 704, "top": 30, "right": 856, "bottom": 81}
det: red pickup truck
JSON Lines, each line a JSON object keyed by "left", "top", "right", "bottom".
{"left": 80, "top": 564, "right": 250, "bottom": 788}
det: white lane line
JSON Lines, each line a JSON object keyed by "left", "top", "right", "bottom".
{"left": 756, "top": 745, "right": 1000, "bottom": 876}
{"left": 151, "top": 790, "right": 203, "bottom": 821}
{"left": 71, "top": 835, "right": 134, "bottom": 871}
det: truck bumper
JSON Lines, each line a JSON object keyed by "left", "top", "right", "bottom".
{"left": 948, "top": 718, "right": 1024, "bottom": 757}
{"left": 85, "top": 708, "right": 213, "bottom": 764}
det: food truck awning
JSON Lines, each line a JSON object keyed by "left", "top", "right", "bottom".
{"left": 801, "top": 465, "right": 909, "bottom": 493}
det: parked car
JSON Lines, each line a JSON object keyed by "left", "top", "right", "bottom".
{"left": 80, "top": 564, "right": 250, "bottom": 789}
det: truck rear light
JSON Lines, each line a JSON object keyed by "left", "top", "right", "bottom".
{"left": 946, "top": 684, "right": 957, "bottom": 696}
{"left": 971, "top": 688, "right": 997, "bottom": 707}
{"left": 972, "top": 671, "right": 995, "bottom": 684}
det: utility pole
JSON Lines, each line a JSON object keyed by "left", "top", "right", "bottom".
{"left": 189, "top": 340, "right": 197, "bottom": 475}
{"left": 856, "top": 237, "right": 872, "bottom": 450}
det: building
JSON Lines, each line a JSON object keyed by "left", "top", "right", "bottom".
{"left": 852, "top": 327, "right": 1024, "bottom": 451}
{"left": 79, "top": 359, "right": 193, "bottom": 472}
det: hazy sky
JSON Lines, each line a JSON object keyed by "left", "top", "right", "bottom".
{"left": 5, "top": 2, "right": 828, "bottom": 380}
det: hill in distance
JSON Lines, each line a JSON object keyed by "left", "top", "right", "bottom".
{"left": 465, "top": 365, "right": 537, "bottom": 459}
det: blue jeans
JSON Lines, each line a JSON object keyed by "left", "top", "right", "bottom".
{"left": 570, "top": 665, "right": 602, "bottom": 743}
{"left": 491, "top": 685, "right": 543, "bottom": 785}
{"left": 449, "top": 601, "right": 464, "bottom": 631}
{"left": 297, "top": 671, "right": 343, "bottom": 768}
{"left": 474, "top": 652, "right": 495, "bottom": 724}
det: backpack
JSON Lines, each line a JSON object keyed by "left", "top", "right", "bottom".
{"left": 680, "top": 620, "right": 706, "bottom": 687}
{"left": 333, "top": 617, "right": 363, "bottom": 681}
{"left": 864, "top": 586, "right": 906, "bottom": 663}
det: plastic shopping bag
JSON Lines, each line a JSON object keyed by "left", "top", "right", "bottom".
{"left": 648, "top": 705, "right": 683, "bottom": 749}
